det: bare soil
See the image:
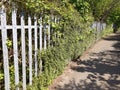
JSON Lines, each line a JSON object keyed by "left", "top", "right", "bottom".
{"left": 49, "top": 33, "right": 120, "bottom": 90}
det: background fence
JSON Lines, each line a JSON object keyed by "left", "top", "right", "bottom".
{"left": 0, "top": 6, "right": 58, "bottom": 90}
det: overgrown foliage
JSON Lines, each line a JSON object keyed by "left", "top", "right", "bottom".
{"left": 25, "top": 1, "right": 112, "bottom": 90}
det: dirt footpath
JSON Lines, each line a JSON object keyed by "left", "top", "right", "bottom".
{"left": 49, "top": 33, "right": 120, "bottom": 90}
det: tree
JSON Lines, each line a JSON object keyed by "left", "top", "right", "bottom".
{"left": 109, "top": 5, "right": 120, "bottom": 23}
{"left": 69, "top": 0, "right": 90, "bottom": 16}
{"left": 86, "top": 0, "right": 120, "bottom": 22}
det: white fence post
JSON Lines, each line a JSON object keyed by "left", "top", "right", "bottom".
{"left": 28, "top": 15, "right": 32, "bottom": 85}
{"left": 54, "top": 16, "right": 57, "bottom": 39}
{"left": 48, "top": 19, "right": 50, "bottom": 47}
{"left": 44, "top": 25, "right": 47, "bottom": 50}
{"left": 0, "top": 6, "right": 10, "bottom": 90}
{"left": 34, "top": 16, "right": 38, "bottom": 77}
{"left": 51, "top": 15, "right": 54, "bottom": 47}
{"left": 12, "top": 8, "right": 19, "bottom": 90}
{"left": 21, "top": 12, "right": 26, "bottom": 90}
{"left": 39, "top": 16, "right": 42, "bottom": 74}
{"left": 39, "top": 16, "right": 42, "bottom": 51}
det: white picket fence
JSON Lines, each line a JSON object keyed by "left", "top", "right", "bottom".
{"left": 0, "top": 6, "right": 55, "bottom": 90}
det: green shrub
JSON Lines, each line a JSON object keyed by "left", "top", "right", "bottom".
{"left": 26, "top": 9, "right": 99, "bottom": 90}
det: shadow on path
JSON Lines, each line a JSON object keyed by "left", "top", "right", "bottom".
{"left": 55, "top": 33, "right": 120, "bottom": 90}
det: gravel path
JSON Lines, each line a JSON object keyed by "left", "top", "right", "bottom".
{"left": 49, "top": 33, "right": 120, "bottom": 90}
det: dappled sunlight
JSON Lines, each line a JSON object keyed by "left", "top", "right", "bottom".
{"left": 55, "top": 51, "right": 120, "bottom": 90}
{"left": 54, "top": 33, "right": 120, "bottom": 90}
{"left": 55, "top": 76, "right": 120, "bottom": 90}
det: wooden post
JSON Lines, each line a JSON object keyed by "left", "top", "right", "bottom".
{"left": 12, "top": 8, "right": 19, "bottom": 90}
{"left": 0, "top": 6, "right": 10, "bottom": 90}
{"left": 21, "top": 12, "right": 26, "bottom": 90}
{"left": 28, "top": 15, "right": 32, "bottom": 85}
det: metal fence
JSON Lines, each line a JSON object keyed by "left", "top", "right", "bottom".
{"left": 0, "top": 6, "right": 55, "bottom": 90}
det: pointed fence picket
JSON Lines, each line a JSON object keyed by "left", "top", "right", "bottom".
{"left": 28, "top": 15, "right": 32, "bottom": 85}
{"left": 34, "top": 16, "right": 38, "bottom": 77}
{"left": 21, "top": 12, "right": 26, "bottom": 90}
{"left": 39, "top": 16, "right": 43, "bottom": 74}
{"left": 39, "top": 16, "right": 42, "bottom": 51}
{"left": 12, "top": 8, "right": 19, "bottom": 90}
{"left": 0, "top": 6, "right": 10, "bottom": 90}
